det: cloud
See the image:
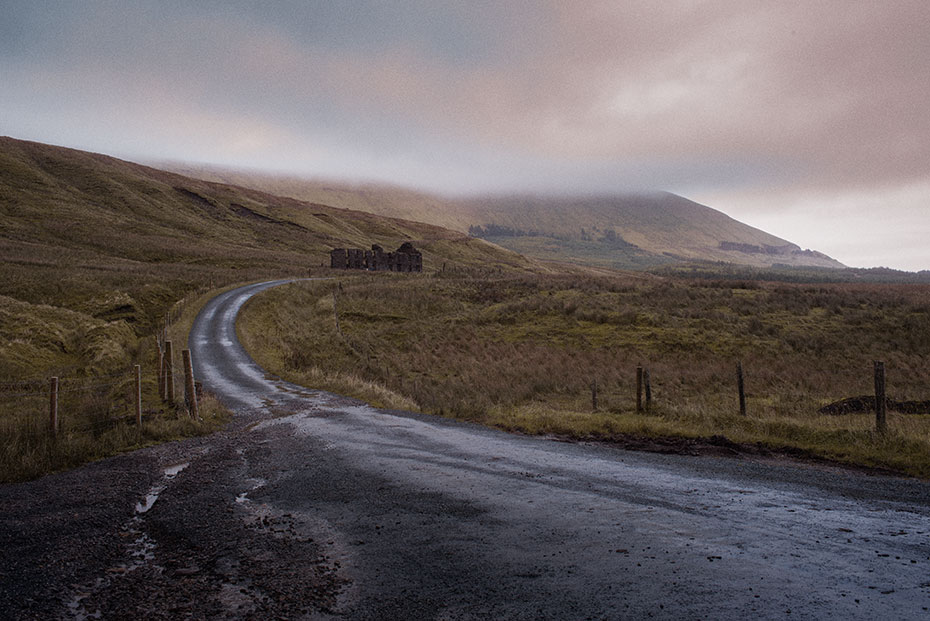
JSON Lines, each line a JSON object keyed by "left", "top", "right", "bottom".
{"left": 0, "top": 1, "right": 927, "bottom": 268}
{"left": 695, "top": 179, "right": 930, "bottom": 271}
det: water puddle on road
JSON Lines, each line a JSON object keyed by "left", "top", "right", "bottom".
{"left": 134, "top": 462, "right": 189, "bottom": 514}
{"left": 125, "top": 462, "right": 190, "bottom": 568}
{"left": 64, "top": 462, "right": 191, "bottom": 619}
{"left": 234, "top": 477, "right": 267, "bottom": 505}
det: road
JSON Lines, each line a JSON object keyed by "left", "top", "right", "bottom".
{"left": 3, "top": 279, "right": 930, "bottom": 619}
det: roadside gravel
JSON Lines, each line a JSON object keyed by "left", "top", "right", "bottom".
{"left": 0, "top": 411, "right": 345, "bottom": 620}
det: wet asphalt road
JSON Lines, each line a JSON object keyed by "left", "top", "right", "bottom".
{"left": 186, "top": 280, "right": 930, "bottom": 619}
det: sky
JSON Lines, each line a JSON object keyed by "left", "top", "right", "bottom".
{"left": 2, "top": 1, "right": 928, "bottom": 271}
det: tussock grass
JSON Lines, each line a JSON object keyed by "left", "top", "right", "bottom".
{"left": 0, "top": 391, "right": 229, "bottom": 484}
{"left": 0, "top": 287, "right": 233, "bottom": 483}
{"left": 239, "top": 274, "right": 930, "bottom": 477}
{"left": 237, "top": 275, "right": 418, "bottom": 411}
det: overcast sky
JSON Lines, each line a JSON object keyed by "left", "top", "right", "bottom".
{"left": 2, "top": 1, "right": 927, "bottom": 270}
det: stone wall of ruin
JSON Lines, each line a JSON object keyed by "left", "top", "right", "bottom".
{"left": 330, "top": 244, "right": 422, "bottom": 272}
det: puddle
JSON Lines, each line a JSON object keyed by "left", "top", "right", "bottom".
{"left": 65, "top": 463, "right": 190, "bottom": 617}
{"left": 235, "top": 477, "right": 267, "bottom": 505}
{"left": 164, "top": 463, "right": 188, "bottom": 477}
{"left": 66, "top": 578, "right": 105, "bottom": 620}
{"left": 134, "top": 463, "right": 189, "bottom": 514}
{"left": 134, "top": 490, "right": 162, "bottom": 514}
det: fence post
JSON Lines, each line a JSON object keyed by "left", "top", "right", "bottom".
{"left": 183, "top": 350, "right": 199, "bottom": 419}
{"left": 49, "top": 376, "right": 59, "bottom": 436}
{"left": 737, "top": 361, "right": 747, "bottom": 416}
{"left": 644, "top": 368, "right": 652, "bottom": 410}
{"left": 158, "top": 349, "right": 165, "bottom": 400}
{"left": 332, "top": 292, "right": 342, "bottom": 336}
{"left": 134, "top": 364, "right": 142, "bottom": 426}
{"left": 165, "top": 340, "right": 174, "bottom": 406}
{"left": 636, "top": 366, "right": 643, "bottom": 413}
{"left": 591, "top": 379, "right": 598, "bottom": 412}
{"left": 874, "top": 361, "right": 887, "bottom": 434}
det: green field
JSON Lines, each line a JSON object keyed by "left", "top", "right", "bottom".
{"left": 239, "top": 273, "right": 930, "bottom": 477}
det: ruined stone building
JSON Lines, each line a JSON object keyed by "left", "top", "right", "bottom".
{"left": 330, "top": 242, "right": 423, "bottom": 273}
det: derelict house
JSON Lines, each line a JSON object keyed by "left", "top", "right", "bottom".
{"left": 330, "top": 242, "right": 423, "bottom": 273}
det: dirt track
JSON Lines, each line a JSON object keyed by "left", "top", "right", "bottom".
{"left": 2, "top": 280, "right": 930, "bottom": 619}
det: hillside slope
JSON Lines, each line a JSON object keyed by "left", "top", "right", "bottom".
{"left": 162, "top": 164, "right": 843, "bottom": 270}
{"left": 0, "top": 137, "right": 531, "bottom": 378}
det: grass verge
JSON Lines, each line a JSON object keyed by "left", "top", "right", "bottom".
{"left": 0, "top": 284, "right": 240, "bottom": 484}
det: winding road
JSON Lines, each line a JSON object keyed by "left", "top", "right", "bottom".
{"left": 3, "top": 279, "right": 930, "bottom": 619}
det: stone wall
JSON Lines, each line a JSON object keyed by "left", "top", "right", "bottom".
{"left": 330, "top": 243, "right": 423, "bottom": 272}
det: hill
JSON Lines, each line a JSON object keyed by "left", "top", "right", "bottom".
{"left": 0, "top": 136, "right": 543, "bottom": 480}
{"left": 0, "top": 137, "right": 532, "bottom": 379}
{"left": 161, "top": 164, "right": 844, "bottom": 270}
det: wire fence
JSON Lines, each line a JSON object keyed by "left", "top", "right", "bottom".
{"left": 0, "top": 288, "right": 232, "bottom": 482}
{"left": 1, "top": 282, "right": 223, "bottom": 451}
{"left": 1, "top": 345, "right": 199, "bottom": 440}
{"left": 157, "top": 283, "right": 215, "bottom": 350}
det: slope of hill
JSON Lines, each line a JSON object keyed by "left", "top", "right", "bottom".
{"left": 162, "top": 164, "right": 843, "bottom": 270}
{"left": 0, "top": 137, "right": 531, "bottom": 379}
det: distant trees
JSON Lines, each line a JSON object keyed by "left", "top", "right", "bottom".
{"left": 596, "top": 228, "right": 636, "bottom": 249}
{"left": 468, "top": 223, "right": 633, "bottom": 247}
{"left": 468, "top": 224, "right": 543, "bottom": 238}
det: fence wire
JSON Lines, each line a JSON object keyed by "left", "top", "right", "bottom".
{"left": 2, "top": 347, "right": 200, "bottom": 441}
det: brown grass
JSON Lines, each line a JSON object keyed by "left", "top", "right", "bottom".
{"left": 0, "top": 136, "right": 539, "bottom": 481}
{"left": 239, "top": 273, "right": 930, "bottom": 477}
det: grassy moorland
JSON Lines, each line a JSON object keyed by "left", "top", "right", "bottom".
{"left": 0, "top": 275, "right": 245, "bottom": 482}
{"left": 0, "top": 137, "right": 532, "bottom": 481}
{"left": 239, "top": 273, "right": 930, "bottom": 477}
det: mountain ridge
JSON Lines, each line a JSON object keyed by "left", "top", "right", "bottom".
{"left": 0, "top": 136, "right": 531, "bottom": 272}
{"left": 157, "top": 163, "right": 844, "bottom": 270}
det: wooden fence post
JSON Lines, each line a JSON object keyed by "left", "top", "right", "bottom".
{"left": 591, "top": 379, "right": 598, "bottom": 412}
{"left": 183, "top": 350, "right": 199, "bottom": 419}
{"left": 158, "top": 349, "right": 165, "bottom": 400}
{"left": 644, "top": 368, "right": 652, "bottom": 410}
{"left": 165, "top": 340, "right": 174, "bottom": 406}
{"left": 737, "top": 361, "right": 747, "bottom": 416}
{"left": 874, "top": 361, "right": 887, "bottom": 434}
{"left": 636, "top": 366, "right": 644, "bottom": 413}
{"left": 49, "top": 376, "right": 59, "bottom": 436}
{"left": 134, "top": 364, "right": 142, "bottom": 427}
{"left": 332, "top": 292, "right": 342, "bottom": 336}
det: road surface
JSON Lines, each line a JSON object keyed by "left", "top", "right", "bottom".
{"left": 2, "top": 279, "right": 930, "bottom": 619}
